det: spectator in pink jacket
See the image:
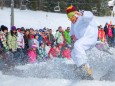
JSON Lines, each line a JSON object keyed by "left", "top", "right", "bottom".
{"left": 107, "top": 25, "right": 114, "bottom": 47}
{"left": 28, "top": 42, "right": 37, "bottom": 63}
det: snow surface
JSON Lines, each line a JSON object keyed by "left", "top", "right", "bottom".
{"left": 0, "top": 8, "right": 115, "bottom": 31}
{"left": 0, "top": 8, "right": 115, "bottom": 86}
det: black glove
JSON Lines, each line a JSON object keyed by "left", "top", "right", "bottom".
{"left": 9, "top": 49, "right": 12, "bottom": 52}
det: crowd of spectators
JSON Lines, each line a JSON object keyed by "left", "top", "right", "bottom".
{"left": 98, "top": 22, "right": 115, "bottom": 47}
{"left": 0, "top": 25, "right": 72, "bottom": 67}
{"left": 0, "top": 22, "right": 114, "bottom": 67}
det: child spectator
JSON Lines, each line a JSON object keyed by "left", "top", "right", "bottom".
{"left": 28, "top": 43, "right": 37, "bottom": 63}
{"left": 98, "top": 26, "right": 106, "bottom": 42}
{"left": 38, "top": 43, "right": 48, "bottom": 62}
{"left": 37, "top": 29, "right": 43, "bottom": 46}
{"left": 56, "top": 44, "right": 63, "bottom": 58}
{"left": 42, "top": 30, "right": 50, "bottom": 46}
{"left": 62, "top": 44, "right": 71, "bottom": 60}
{"left": 48, "top": 44, "right": 58, "bottom": 58}
{"left": 34, "top": 35, "right": 39, "bottom": 50}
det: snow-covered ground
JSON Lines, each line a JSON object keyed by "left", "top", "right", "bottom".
{"left": 0, "top": 8, "right": 115, "bottom": 31}
{"left": 0, "top": 8, "right": 115, "bottom": 86}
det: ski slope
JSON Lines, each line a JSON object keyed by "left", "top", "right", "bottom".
{"left": 0, "top": 8, "right": 115, "bottom": 86}
{"left": 0, "top": 8, "right": 115, "bottom": 31}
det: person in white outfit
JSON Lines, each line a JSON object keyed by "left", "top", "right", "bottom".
{"left": 17, "top": 30, "right": 25, "bottom": 49}
{"left": 66, "top": 6, "right": 98, "bottom": 79}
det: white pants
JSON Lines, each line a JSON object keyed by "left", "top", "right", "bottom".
{"left": 71, "top": 32, "right": 97, "bottom": 67}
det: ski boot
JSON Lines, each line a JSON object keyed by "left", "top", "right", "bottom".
{"left": 79, "top": 64, "right": 94, "bottom": 80}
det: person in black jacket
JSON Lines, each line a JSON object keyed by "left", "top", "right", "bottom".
{"left": 104, "top": 23, "right": 108, "bottom": 41}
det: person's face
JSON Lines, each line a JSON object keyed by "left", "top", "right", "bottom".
{"left": 58, "top": 45, "right": 62, "bottom": 49}
{"left": 4, "top": 30, "right": 8, "bottom": 34}
{"left": 49, "top": 29, "right": 52, "bottom": 33}
{"left": 53, "top": 46, "right": 56, "bottom": 49}
{"left": 69, "top": 15, "right": 78, "bottom": 24}
{"left": 30, "top": 29, "right": 33, "bottom": 33}
{"left": 100, "top": 25, "right": 102, "bottom": 28}
{"left": 30, "top": 29, "right": 34, "bottom": 34}
{"left": 65, "top": 47, "right": 68, "bottom": 49}
{"left": 42, "top": 32, "right": 45, "bottom": 35}
{"left": 39, "top": 32, "right": 42, "bottom": 35}
{"left": 26, "top": 31, "right": 29, "bottom": 35}
{"left": 67, "top": 27, "right": 70, "bottom": 32}
{"left": 32, "top": 47, "right": 36, "bottom": 51}
{"left": 35, "top": 35, "right": 39, "bottom": 39}
{"left": 59, "top": 27, "right": 63, "bottom": 32}
{"left": 41, "top": 44, "right": 45, "bottom": 48}
{"left": 36, "top": 31, "right": 39, "bottom": 34}
{"left": 13, "top": 30, "right": 17, "bottom": 33}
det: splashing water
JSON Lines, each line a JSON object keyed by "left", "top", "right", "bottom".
{"left": 0, "top": 47, "right": 115, "bottom": 81}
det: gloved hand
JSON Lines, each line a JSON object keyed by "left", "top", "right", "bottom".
{"left": 79, "top": 10, "right": 84, "bottom": 16}
{"left": 12, "top": 49, "right": 17, "bottom": 52}
{"left": 9, "top": 49, "right": 12, "bottom": 52}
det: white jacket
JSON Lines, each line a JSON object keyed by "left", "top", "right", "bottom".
{"left": 70, "top": 11, "right": 98, "bottom": 67}
{"left": 17, "top": 32, "right": 25, "bottom": 49}
{"left": 55, "top": 31, "right": 64, "bottom": 44}
{"left": 70, "top": 11, "right": 97, "bottom": 39}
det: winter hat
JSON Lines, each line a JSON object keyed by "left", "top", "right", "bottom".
{"left": 66, "top": 6, "right": 77, "bottom": 19}
{"left": 66, "top": 6, "right": 77, "bottom": 14}
{"left": 32, "top": 43, "right": 37, "bottom": 48}
{"left": 11, "top": 26, "right": 16, "bottom": 31}
{"left": 2, "top": 26, "right": 8, "bottom": 32}
{"left": 1, "top": 25, "right": 6, "bottom": 31}
{"left": 43, "top": 27, "right": 46, "bottom": 31}
{"left": 39, "top": 29, "right": 43, "bottom": 32}
{"left": 1, "top": 25, "right": 5, "bottom": 29}
{"left": 20, "top": 27, "right": 25, "bottom": 31}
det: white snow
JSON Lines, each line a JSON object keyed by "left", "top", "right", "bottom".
{"left": 0, "top": 8, "right": 115, "bottom": 86}
{"left": 0, "top": 8, "right": 115, "bottom": 31}
{"left": 0, "top": 70, "right": 115, "bottom": 86}
{"left": 0, "top": 8, "right": 70, "bottom": 33}
{"left": 0, "top": 73, "right": 115, "bottom": 86}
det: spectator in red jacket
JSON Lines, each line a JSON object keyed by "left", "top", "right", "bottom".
{"left": 62, "top": 44, "right": 71, "bottom": 60}
{"left": 48, "top": 44, "right": 58, "bottom": 58}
